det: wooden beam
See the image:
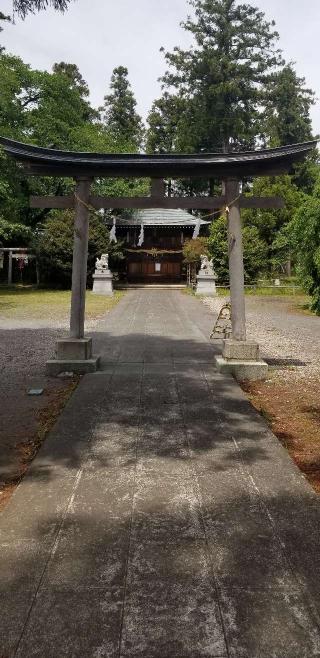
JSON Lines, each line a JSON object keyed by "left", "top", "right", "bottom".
{"left": 30, "top": 194, "right": 284, "bottom": 211}
{"left": 30, "top": 196, "right": 74, "bottom": 209}
{"left": 90, "top": 196, "right": 227, "bottom": 210}
{"left": 240, "top": 196, "right": 284, "bottom": 209}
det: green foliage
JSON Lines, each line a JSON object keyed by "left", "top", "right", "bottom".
{"left": 290, "top": 192, "right": 320, "bottom": 314}
{"left": 264, "top": 64, "right": 315, "bottom": 147}
{"left": 208, "top": 214, "right": 268, "bottom": 282}
{"left": 101, "top": 66, "right": 144, "bottom": 150}
{"left": 182, "top": 237, "right": 209, "bottom": 263}
{"left": 0, "top": 217, "right": 32, "bottom": 244}
{"left": 33, "top": 211, "right": 124, "bottom": 287}
{"left": 52, "top": 62, "right": 90, "bottom": 97}
{"left": 0, "top": 12, "right": 10, "bottom": 51}
{"left": 146, "top": 93, "right": 187, "bottom": 154}
{"left": 149, "top": 0, "right": 283, "bottom": 155}
{"left": 262, "top": 63, "right": 317, "bottom": 192}
{"left": 0, "top": 52, "right": 147, "bottom": 244}
{"left": 207, "top": 216, "right": 229, "bottom": 281}
{"left": 13, "top": 0, "right": 71, "bottom": 18}
{"left": 242, "top": 175, "right": 305, "bottom": 271}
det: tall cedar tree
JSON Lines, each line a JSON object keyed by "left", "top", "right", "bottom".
{"left": 13, "top": 0, "right": 71, "bottom": 17}
{"left": 52, "top": 62, "right": 98, "bottom": 122}
{"left": 146, "top": 93, "right": 186, "bottom": 154}
{"left": 264, "top": 64, "right": 315, "bottom": 147}
{"left": 0, "top": 52, "right": 148, "bottom": 238}
{"left": 0, "top": 12, "right": 11, "bottom": 51}
{"left": 243, "top": 64, "right": 316, "bottom": 269}
{"left": 148, "top": 0, "right": 283, "bottom": 154}
{"left": 102, "top": 66, "right": 144, "bottom": 150}
{"left": 263, "top": 63, "right": 316, "bottom": 191}
{"left": 52, "top": 62, "right": 90, "bottom": 98}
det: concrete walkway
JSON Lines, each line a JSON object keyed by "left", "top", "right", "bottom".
{"left": 1, "top": 290, "right": 320, "bottom": 657}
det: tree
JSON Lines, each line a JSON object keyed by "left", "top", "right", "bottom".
{"left": 146, "top": 93, "right": 187, "bottom": 154}
{"left": 0, "top": 217, "right": 32, "bottom": 245}
{"left": 264, "top": 64, "right": 315, "bottom": 148}
{"left": 182, "top": 236, "right": 209, "bottom": 285}
{"left": 13, "top": 0, "right": 72, "bottom": 18}
{"left": 101, "top": 66, "right": 144, "bottom": 150}
{"left": 0, "top": 52, "right": 147, "bottom": 239}
{"left": 290, "top": 185, "right": 320, "bottom": 314}
{"left": 242, "top": 175, "right": 304, "bottom": 255}
{"left": 33, "top": 210, "right": 124, "bottom": 287}
{"left": 151, "top": 0, "right": 282, "bottom": 155}
{"left": 263, "top": 63, "right": 317, "bottom": 193}
{"left": 0, "top": 53, "right": 99, "bottom": 229}
{"left": 0, "top": 12, "right": 10, "bottom": 51}
{"left": 52, "top": 62, "right": 90, "bottom": 98}
{"left": 208, "top": 214, "right": 268, "bottom": 282}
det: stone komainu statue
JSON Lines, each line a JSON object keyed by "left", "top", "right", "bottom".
{"left": 95, "top": 253, "right": 109, "bottom": 272}
{"left": 200, "top": 254, "right": 215, "bottom": 275}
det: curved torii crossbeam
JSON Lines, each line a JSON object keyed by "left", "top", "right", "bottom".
{"left": 0, "top": 137, "right": 316, "bottom": 377}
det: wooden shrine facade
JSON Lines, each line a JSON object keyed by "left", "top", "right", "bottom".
{"left": 106, "top": 209, "right": 210, "bottom": 282}
{"left": 0, "top": 137, "right": 316, "bottom": 376}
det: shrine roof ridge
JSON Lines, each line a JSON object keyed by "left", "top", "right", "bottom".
{"left": 0, "top": 137, "right": 317, "bottom": 179}
{"left": 106, "top": 208, "right": 210, "bottom": 226}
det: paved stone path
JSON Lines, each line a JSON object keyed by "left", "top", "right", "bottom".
{"left": 2, "top": 290, "right": 320, "bottom": 657}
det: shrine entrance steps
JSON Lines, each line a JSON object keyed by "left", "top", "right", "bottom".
{"left": 1, "top": 290, "right": 320, "bottom": 657}
{"left": 117, "top": 282, "right": 187, "bottom": 289}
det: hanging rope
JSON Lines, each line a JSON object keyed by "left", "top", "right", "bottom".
{"left": 109, "top": 217, "right": 117, "bottom": 243}
{"left": 192, "top": 216, "right": 201, "bottom": 239}
{"left": 74, "top": 193, "right": 118, "bottom": 244}
{"left": 74, "top": 192, "right": 95, "bottom": 212}
{"left": 200, "top": 194, "right": 242, "bottom": 221}
{"left": 137, "top": 221, "right": 144, "bottom": 247}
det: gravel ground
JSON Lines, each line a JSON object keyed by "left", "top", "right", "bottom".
{"left": 0, "top": 312, "right": 112, "bottom": 498}
{"left": 203, "top": 295, "right": 320, "bottom": 381}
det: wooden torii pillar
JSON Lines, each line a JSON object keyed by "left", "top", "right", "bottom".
{"left": 215, "top": 178, "right": 269, "bottom": 380}
{"left": 225, "top": 179, "right": 246, "bottom": 341}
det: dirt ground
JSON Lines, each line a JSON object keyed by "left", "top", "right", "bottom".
{"left": 204, "top": 294, "right": 320, "bottom": 494}
{"left": 242, "top": 378, "right": 320, "bottom": 494}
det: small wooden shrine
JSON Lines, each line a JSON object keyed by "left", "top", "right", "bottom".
{"left": 107, "top": 208, "right": 210, "bottom": 282}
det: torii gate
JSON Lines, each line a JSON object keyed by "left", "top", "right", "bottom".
{"left": 0, "top": 137, "right": 316, "bottom": 379}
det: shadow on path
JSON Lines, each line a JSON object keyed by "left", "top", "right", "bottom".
{"left": 1, "top": 291, "right": 320, "bottom": 657}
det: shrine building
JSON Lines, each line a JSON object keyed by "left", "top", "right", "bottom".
{"left": 106, "top": 208, "right": 210, "bottom": 283}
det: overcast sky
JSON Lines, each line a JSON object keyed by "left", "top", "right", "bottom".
{"left": 1, "top": 0, "right": 320, "bottom": 135}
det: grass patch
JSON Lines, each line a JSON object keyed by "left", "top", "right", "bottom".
{"left": 216, "top": 286, "right": 305, "bottom": 297}
{"left": 245, "top": 286, "right": 305, "bottom": 296}
{"left": 0, "top": 286, "right": 125, "bottom": 321}
{"left": 181, "top": 287, "right": 196, "bottom": 297}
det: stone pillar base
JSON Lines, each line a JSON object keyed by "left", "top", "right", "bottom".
{"left": 195, "top": 274, "right": 217, "bottom": 296}
{"left": 223, "top": 339, "right": 260, "bottom": 361}
{"left": 92, "top": 272, "right": 113, "bottom": 296}
{"left": 214, "top": 339, "right": 268, "bottom": 381}
{"left": 46, "top": 337, "right": 100, "bottom": 376}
